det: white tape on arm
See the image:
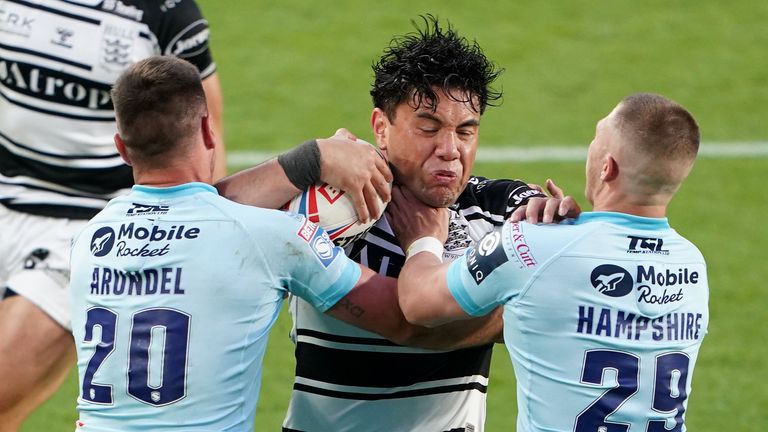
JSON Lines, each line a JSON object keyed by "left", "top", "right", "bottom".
{"left": 405, "top": 237, "right": 444, "bottom": 262}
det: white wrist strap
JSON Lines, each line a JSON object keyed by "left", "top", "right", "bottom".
{"left": 405, "top": 237, "right": 444, "bottom": 262}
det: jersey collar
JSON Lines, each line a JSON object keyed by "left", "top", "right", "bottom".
{"left": 132, "top": 182, "right": 218, "bottom": 197}
{"left": 573, "top": 211, "right": 670, "bottom": 230}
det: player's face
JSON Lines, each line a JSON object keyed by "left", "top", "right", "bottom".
{"left": 373, "top": 88, "right": 480, "bottom": 208}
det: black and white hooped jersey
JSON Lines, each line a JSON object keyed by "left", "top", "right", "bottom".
{"left": 0, "top": 0, "right": 215, "bottom": 219}
{"left": 283, "top": 176, "right": 546, "bottom": 432}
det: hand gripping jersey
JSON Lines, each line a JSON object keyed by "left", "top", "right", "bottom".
{"left": 283, "top": 176, "right": 545, "bottom": 432}
{"left": 69, "top": 183, "right": 360, "bottom": 432}
{"left": 446, "top": 212, "right": 709, "bottom": 431}
{"left": 0, "top": 0, "right": 215, "bottom": 218}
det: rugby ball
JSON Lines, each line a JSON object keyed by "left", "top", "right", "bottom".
{"left": 285, "top": 182, "right": 388, "bottom": 247}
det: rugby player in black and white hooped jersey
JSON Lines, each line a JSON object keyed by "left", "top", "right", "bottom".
{"left": 279, "top": 16, "right": 579, "bottom": 432}
{"left": 0, "top": 1, "right": 225, "bottom": 428}
{"left": 213, "top": 14, "right": 579, "bottom": 432}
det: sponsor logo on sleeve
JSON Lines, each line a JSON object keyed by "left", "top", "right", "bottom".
{"left": 166, "top": 21, "right": 210, "bottom": 58}
{"left": 297, "top": 219, "right": 319, "bottom": 242}
{"left": 160, "top": 0, "right": 185, "bottom": 13}
{"left": 91, "top": 227, "right": 116, "bottom": 257}
{"left": 466, "top": 230, "right": 508, "bottom": 284}
{"left": 590, "top": 264, "right": 633, "bottom": 297}
{"left": 627, "top": 235, "right": 669, "bottom": 255}
{"left": 510, "top": 222, "right": 537, "bottom": 268}
{"left": 23, "top": 248, "right": 50, "bottom": 269}
{"left": 508, "top": 186, "right": 545, "bottom": 207}
{"left": 309, "top": 230, "right": 339, "bottom": 268}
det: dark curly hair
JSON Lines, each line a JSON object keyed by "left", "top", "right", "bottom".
{"left": 370, "top": 14, "right": 503, "bottom": 120}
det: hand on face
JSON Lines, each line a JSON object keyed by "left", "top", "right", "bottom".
{"left": 386, "top": 185, "right": 449, "bottom": 251}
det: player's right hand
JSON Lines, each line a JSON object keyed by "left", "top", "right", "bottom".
{"left": 317, "top": 128, "right": 393, "bottom": 223}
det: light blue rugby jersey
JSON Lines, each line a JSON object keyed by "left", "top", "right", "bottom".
{"left": 69, "top": 183, "right": 360, "bottom": 432}
{"left": 446, "top": 212, "right": 709, "bottom": 432}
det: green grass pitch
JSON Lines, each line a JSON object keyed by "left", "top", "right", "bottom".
{"left": 23, "top": 1, "right": 768, "bottom": 430}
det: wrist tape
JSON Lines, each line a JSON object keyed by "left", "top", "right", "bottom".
{"left": 405, "top": 237, "right": 444, "bottom": 262}
{"left": 277, "top": 139, "right": 321, "bottom": 190}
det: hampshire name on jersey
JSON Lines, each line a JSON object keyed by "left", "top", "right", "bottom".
{"left": 447, "top": 212, "right": 709, "bottom": 432}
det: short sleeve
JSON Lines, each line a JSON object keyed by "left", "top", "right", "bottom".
{"left": 156, "top": 0, "right": 215, "bottom": 77}
{"left": 257, "top": 212, "right": 361, "bottom": 312}
{"left": 446, "top": 222, "right": 540, "bottom": 316}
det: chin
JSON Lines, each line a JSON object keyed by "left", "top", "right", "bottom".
{"left": 420, "top": 187, "right": 460, "bottom": 208}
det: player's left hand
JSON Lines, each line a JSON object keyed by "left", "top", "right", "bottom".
{"left": 317, "top": 128, "right": 393, "bottom": 223}
{"left": 386, "top": 185, "right": 449, "bottom": 251}
{"left": 508, "top": 179, "right": 581, "bottom": 224}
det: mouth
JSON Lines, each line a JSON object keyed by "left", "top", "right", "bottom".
{"left": 431, "top": 170, "right": 459, "bottom": 186}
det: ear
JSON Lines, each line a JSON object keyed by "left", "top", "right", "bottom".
{"left": 371, "top": 108, "right": 389, "bottom": 151}
{"left": 600, "top": 153, "right": 619, "bottom": 181}
{"left": 201, "top": 114, "right": 216, "bottom": 151}
{"left": 114, "top": 133, "right": 132, "bottom": 166}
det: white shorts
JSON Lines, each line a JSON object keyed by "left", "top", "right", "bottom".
{"left": 0, "top": 205, "right": 87, "bottom": 330}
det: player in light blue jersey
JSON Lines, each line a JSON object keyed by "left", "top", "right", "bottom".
{"left": 70, "top": 56, "right": 474, "bottom": 432}
{"left": 390, "top": 93, "right": 708, "bottom": 431}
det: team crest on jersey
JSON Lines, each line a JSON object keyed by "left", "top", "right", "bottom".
{"left": 465, "top": 230, "right": 508, "bottom": 284}
{"left": 590, "top": 264, "right": 633, "bottom": 297}
{"left": 91, "top": 227, "right": 116, "bottom": 257}
{"left": 100, "top": 24, "right": 136, "bottom": 72}
{"left": 444, "top": 216, "right": 471, "bottom": 259}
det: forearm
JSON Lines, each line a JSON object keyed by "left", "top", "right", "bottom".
{"left": 394, "top": 307, "right": 503, "bottom": 350}
{"left": 214, "top": 158, "right": 299, "bottom": 209}
{"left": 214, "top": 158, "right": 300, "bottom": 209}
{"left": 214, "top": 138, "right": 322, "bottom": 209}
{"left": 398, "top": 253, "right": 462, "bottom": 328}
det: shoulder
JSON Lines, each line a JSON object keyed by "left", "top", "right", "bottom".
{"left": 456, "top": 176, "right": 546, "bottom": 218}
{"left": 132, "top": 0, "right": 214, "bottom": 70}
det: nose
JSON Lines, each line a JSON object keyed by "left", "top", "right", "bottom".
{"left": 434, "top": 131, "right": 461, "bottom": 160}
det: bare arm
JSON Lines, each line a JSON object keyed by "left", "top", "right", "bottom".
{"left": 214, "top": 158, "right": 299, "bottom": 210}
{"left": 386, "top": 186, "right": 475, "bottom": 327}
{"left": 326, "top": 264, "right": 500, "bottom": 350}
{"left": 202, "top": 73, "right": 226, "bottom": 180}
{"left": 215, "top": 129, "right": 392, "bottom": 219}
{"left": 397, "top": 253, "right": 472, "bottom": 327}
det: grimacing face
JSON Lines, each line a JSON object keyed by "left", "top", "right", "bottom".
{"left": 373, "top": 88, "right": 480, "bottom": 208}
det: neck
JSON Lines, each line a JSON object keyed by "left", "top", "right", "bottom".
{"left": 133, "top": 166, "right": 212, "bottom": 188}
{"left": 592, "top": 202, "right": 667, "bottom": 218}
